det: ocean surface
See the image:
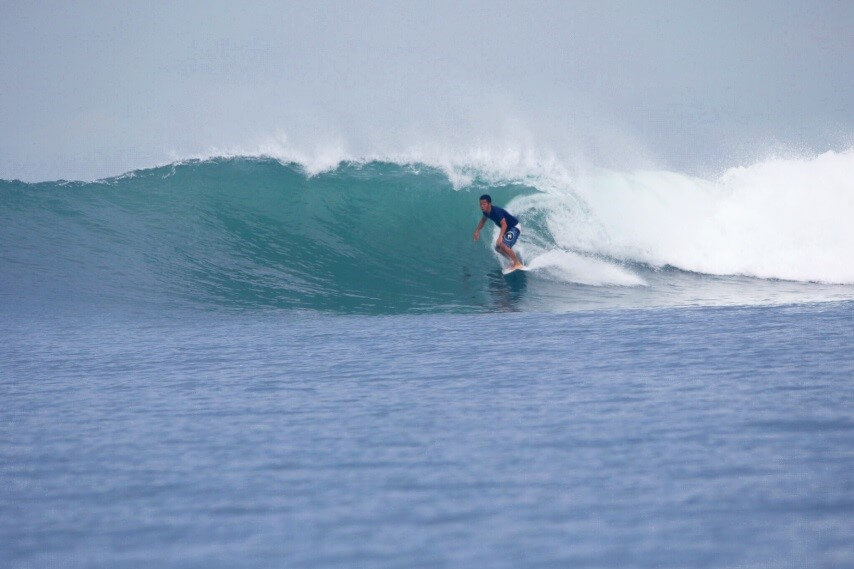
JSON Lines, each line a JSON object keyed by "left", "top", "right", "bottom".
{"left": 2, "top": 157, "right": 853, "bottom": 567}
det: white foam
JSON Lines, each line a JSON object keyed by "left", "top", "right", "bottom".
{"left": 559, "top": 150, "right": 854, "bottom": 284}
{"left": 526, "top": 250, "right": 647, "bottom": 287}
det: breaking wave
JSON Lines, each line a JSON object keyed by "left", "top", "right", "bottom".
{"left": 1, "top": 151, "right": 852, "bottom": 314}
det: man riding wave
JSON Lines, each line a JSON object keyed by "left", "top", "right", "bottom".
{"left": 473, "top": 194, "right": 524, "bottom": 271}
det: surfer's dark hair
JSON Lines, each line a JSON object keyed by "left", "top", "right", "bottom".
{"left": 479, "top": 194, "right": 492, "bottom": 203}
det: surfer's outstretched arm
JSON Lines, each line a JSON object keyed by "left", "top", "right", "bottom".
{"left": 473, "top": 217, "right": 486, "bottom": 241}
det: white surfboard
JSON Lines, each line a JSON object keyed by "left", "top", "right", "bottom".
{"left": 502, "top": 265, "right": 529, "bottom": 275}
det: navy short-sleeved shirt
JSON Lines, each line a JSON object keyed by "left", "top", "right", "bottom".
{"left": 483, "top": 205, "right": 519, "bottom": 229}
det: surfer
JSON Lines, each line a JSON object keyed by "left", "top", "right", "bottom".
{"left": 473, "top": 194, "right": 524, "bottom": 271}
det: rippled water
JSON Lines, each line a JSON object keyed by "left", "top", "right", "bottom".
{"left": 2, "top": 302, "right": 851, "bottom": 568}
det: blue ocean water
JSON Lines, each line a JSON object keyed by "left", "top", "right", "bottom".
{"left": 2, "top": 305, "right": 852, "bottom": 568}
{"left": 2, "top": 158, "right": 853, "bottom": 567}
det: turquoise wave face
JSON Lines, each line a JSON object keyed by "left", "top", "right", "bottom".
{"left": 0, "top": 159, "right": 537, "bottom": 313}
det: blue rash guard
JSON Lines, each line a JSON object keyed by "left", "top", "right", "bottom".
{"left": 483, "top": 205, "right": 519, "bottom": 229}
{"left": 483, "top": 205, "right": 521, "bottom": 248}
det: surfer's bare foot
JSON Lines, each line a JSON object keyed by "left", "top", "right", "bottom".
{"left": 511, "top": 262, "right": 524, "bottom": 270}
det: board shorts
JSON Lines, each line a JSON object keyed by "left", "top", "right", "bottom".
{"left": 501, "top": 226, "right": 521, "bottom": 248}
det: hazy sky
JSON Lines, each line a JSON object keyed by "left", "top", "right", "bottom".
{"left": 1, "top": 0, "right": 851, "bottom": 180}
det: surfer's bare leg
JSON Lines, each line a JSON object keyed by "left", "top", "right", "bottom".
{"left": 495, "top": 242, "right": 522, "bottom": 268}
